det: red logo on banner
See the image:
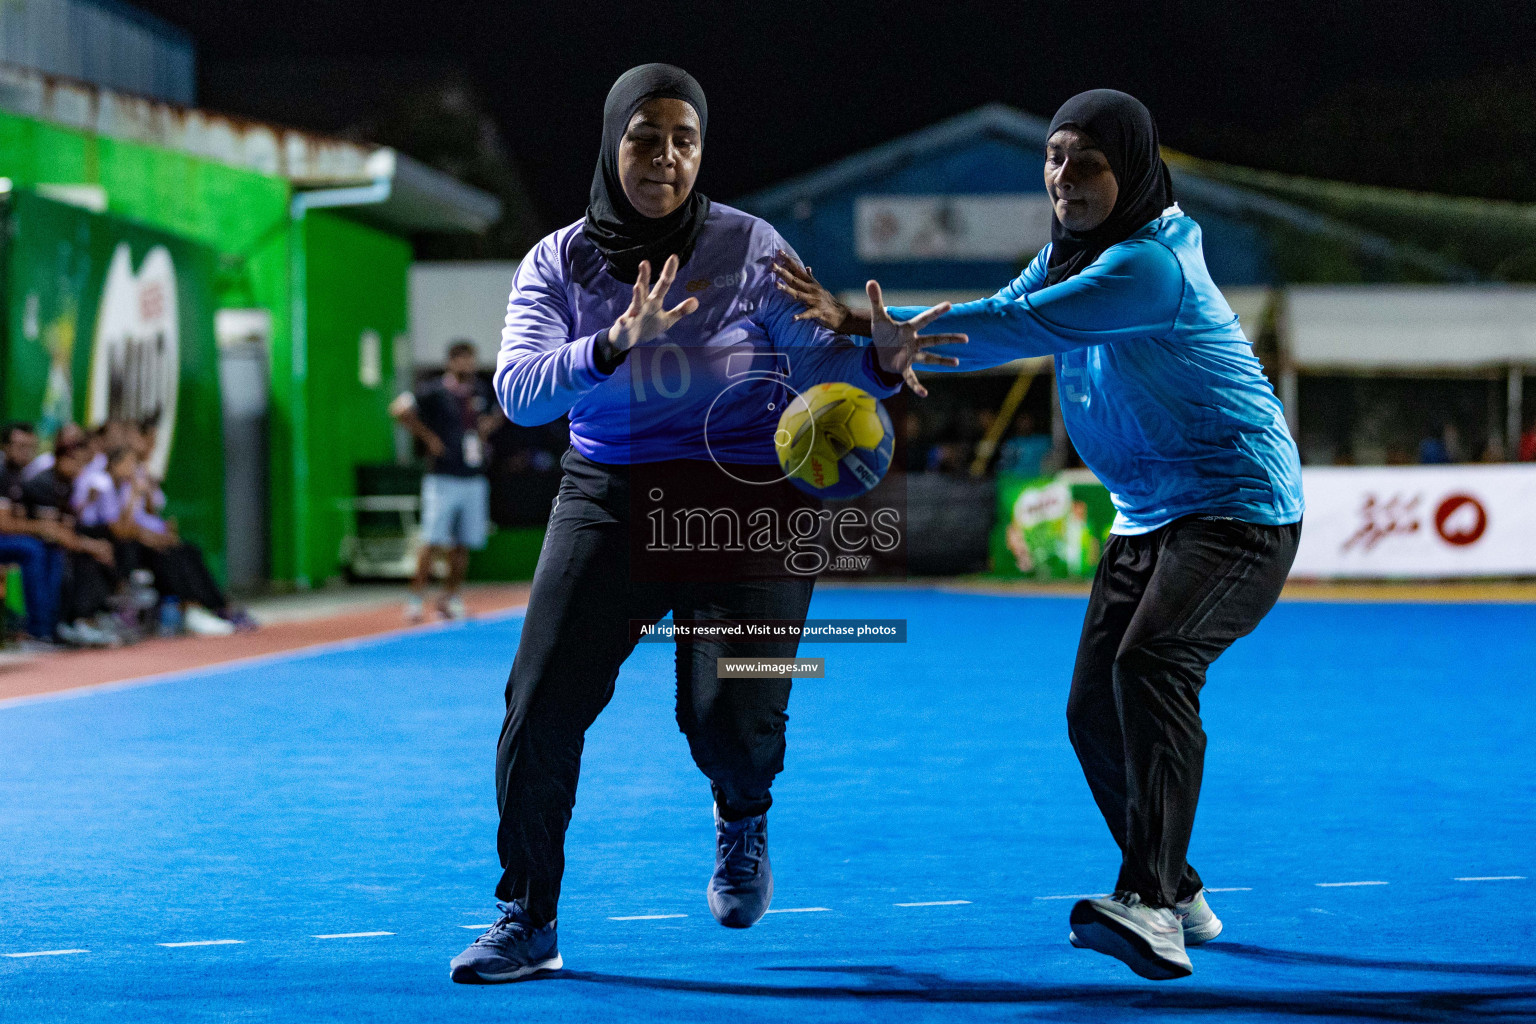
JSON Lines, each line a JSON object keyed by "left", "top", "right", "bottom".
{"left": 1434, "top": 494, "right": 1487, "bottom": 546}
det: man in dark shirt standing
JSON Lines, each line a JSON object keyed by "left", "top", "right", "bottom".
{"left": 390, "top": 340, "right": 501, "bottom": 622}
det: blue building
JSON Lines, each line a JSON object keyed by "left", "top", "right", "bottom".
{"left": 737, "top": 104, "right": 1471, "bottom": 302}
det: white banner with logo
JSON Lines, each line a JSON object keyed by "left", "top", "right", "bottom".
{"left": 1292, "top": 466, "right": 1536, "bottom": 577}
{"left": 855, "top": 194, "right": 1052, "bottom": 262}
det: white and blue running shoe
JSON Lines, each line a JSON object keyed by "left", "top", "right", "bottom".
{"left": 1069, "top": 891, "right": 1193, "bottom": 980}
{"left": 1070, "top": 887, "right": 1223, "bottom": 948}
{"left": 1173, "top": 888, "right": 1223, "bottom": 944}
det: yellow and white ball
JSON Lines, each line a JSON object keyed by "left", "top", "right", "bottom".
{"left": 774, "top": 382, "right": 894, "bottom": 500}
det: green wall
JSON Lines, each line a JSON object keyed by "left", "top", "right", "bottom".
{"left": 0, "top": 108, "right": 418, "bottom": 587}
{"left": 297, "top": 211, "right": 408, "bottom": 584}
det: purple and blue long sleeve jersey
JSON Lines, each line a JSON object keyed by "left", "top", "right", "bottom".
{"left": 494, "top": 203, "right": 900, "bottom": 465}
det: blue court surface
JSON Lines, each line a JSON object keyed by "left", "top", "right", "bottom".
{"left": 2, "top": 588, "right": 1533, "bottom": 1023}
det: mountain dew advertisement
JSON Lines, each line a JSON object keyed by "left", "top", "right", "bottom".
{"left": 991, "top": 472, "right": 1116, "bottom": 579}
{"left": 3, "top": 191, "right": 224, "bottom": 572}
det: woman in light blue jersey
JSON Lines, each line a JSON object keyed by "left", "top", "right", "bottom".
{"left": 451, "top": 64, "right": 957, "bottom": 985}
{"left": 776, "top": 89, "right": 1302, "bottom": 982}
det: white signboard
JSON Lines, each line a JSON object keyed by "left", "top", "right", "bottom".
{"left": 855, "top": 194, "right": 1052, "bottom": 263}
{"left": 1291, "top": 465, "right": 1536, "bottom": 578}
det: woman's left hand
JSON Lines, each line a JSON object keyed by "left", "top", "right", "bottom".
{"left": 772, "top": 251, "right": 864, "bottom": 335}
{"left": 866, "top": 280, "right": 966, "bottom": 398}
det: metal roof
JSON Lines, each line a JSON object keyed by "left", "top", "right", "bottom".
{"left": 742, "top": 103, "right": 1051, "bottom": 216}
{"left": 739, "top": 103, "right": 1477, "bottom": 282}
{"left": 0, "top": 60, "right": 500, "bottom": 234}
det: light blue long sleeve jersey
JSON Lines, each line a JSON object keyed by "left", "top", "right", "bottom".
{"left": 496, "top": 202, "right": 899, "bottom": 463}
{"left": 893, "top": 205, "right": 1303, "bottom": 535}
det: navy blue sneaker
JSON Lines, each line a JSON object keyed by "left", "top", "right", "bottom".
{"left": 449, "top": 901, "right": 562, "bottom": 984}
{"left": 708, "top": 807, "right": 773, "bottom": 928}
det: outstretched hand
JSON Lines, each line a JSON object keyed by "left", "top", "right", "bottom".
{"left": 866, "top": 280, "right": 966, "bottom": 398}
{"left": 772, "top": 251, "right": 852, "bottom": 333}
{"left": 607, "top": 254, "right": 699, "bottom": 355}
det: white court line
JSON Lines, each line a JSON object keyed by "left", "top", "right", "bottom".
{"left": 764, "top": 907, "right": 830, "bottom": 914}
{"left": 895, "top": 900, "right": 972, "bottom": 907}
{"left": 1316, "top": 881, "right": 1388, "bottom": 887}
{"left": 157, "top": 939, "right": 245, "bottom": 948}
{"left": 1205, "top": 887, "right": 1254, "bottom": 892}
{"left": 1033, "top": 893, "right": 1107, "bottom": 901}
{"left": 5, "top": 949, "right": 88, "bottom": 958}
{"left": 1455, "top": 876, "right": 1526, "bottom": 881}
{"left": 609, "top": 914, "right": 687, "bottom": 921}
{"left": 313, "top": 931, "right": 394, "bottom": 939}
{"left": 459, "top": 924, "right": 493, "bottom": 930}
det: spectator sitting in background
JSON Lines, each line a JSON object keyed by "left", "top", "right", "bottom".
{"left": 71, "top": 420, "right": 131, "bottom": 511}
{"left": 21, "top": 422, "right": 86, "bottom": 483}
{"left": 22, "top": 439, "right": 122, "bottom": 647}
{"left": 82, "top": 421, "right": 131, "bottom": 475}
{"left": 925, "top": 442, "right": 962, "bottom": 474}
{"left": 1418, "top": 422, "right": 1464, "bottom": 464}
{"left": 0, "top": 421, "right": 68, "bottom": 646}
{"left": 74, "top": 446, "right": 247, "bottom": 637}
{"left": 998, "top": 411, "right": 1054, "bottom": 478}
{"left": 130, "top": 414, "right": 169, "bottom": 512}
{"left": 389, "top": 339, "right": 501, "bottom": 624}
{"left": 1520, "top": 416, "right": 1536, "bottom": 462}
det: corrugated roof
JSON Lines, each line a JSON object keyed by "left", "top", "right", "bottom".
{"left": 1165, "top": 152, "right": 1536, "bottom": 281}
{"left": 0, "top": 60, "right": 500, "bottom": 233}
{"left": 742, "top": 103, "right": 1051, "bottom": 216}
{"left": 739, "top": 103, "right": 1478, "bottom": 282}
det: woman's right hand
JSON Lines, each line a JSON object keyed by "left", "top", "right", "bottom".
{"left": 606, "top": 254, "right": 699, "bottom": 357}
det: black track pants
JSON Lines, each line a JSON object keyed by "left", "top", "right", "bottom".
{"left": 62, "top": 550, "right": 118, "bottom": 622}
{"left": 1066, "top": 515, "right": 1300, "bottom": 909}
{"left": 493, "top": 452, "right": 813, "bottom": 925}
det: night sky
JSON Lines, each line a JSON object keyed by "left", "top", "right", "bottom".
{"left": 131, "top": 0, "right": 1536, "bottom": 230}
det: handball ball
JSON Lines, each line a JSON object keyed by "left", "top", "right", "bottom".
{"left": 775, "top": 381, "right": 894, "bottom": 500}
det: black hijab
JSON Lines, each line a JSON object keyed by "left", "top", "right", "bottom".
{"left": 583, "top": 64, "right": 711, "bottom": 284}
{"left": 1043, "top": 89, "right": 1175, "bottom": 286}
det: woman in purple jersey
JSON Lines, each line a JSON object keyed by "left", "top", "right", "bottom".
{"left": 450, "top": 64, "right": 960, "bottom": 984}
